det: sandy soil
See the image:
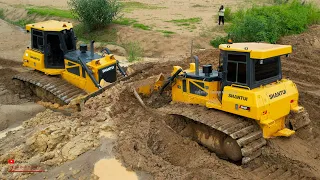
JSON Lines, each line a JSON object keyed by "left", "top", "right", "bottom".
{"left": 3, "top": 0, "right": 319, "bottom": 36}
{"left": 2, "top": 28, "right": 320, "bottom": 178}
{"left": 0, "top": 58, "right": 45, "bottom": 132}
{"left": 0, "top": 0, "right": 68, "bottom": 9}
{"left": 0, "top": 0, "right": 319, "bottom": 179}
{"left": 0, "top": 20, "right": 29, "bottom": 61}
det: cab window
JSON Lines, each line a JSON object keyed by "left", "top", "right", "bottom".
{"left": 62, "top": 29, "right": 75, "bottom": 51}
{"left": 32, "top": 29, "right": 44, "bottom": 52}
{"left": 254, "top": 57, "right": 280, "bottom": 81}
{"left": 189, "top": 81, "right": 207, "bottom": 96}
{"left": 227, "top": 54, "right": 247, "bottom": 84}
{"left": 67, "top": 62, "right": 80, "bottom": 76}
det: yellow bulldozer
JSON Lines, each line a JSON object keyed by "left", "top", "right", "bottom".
{"left": 137, "top": 42, "right": 311, "bottom": 164}
{"left": 13, "top": 20, "right": 128, "bottom": 105}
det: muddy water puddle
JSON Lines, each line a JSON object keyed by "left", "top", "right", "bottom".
{"left": 0, "top": 125, "right": 22, "bottom": 139}
{"left": 94, "top": 158, "right": 138, "bottom": 180}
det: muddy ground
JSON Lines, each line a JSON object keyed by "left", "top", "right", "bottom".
{"left": 105, "top": 27, "right": 320, "bottom": 179}
{"left": 0, "top": 0, "right": 319, "bottom": 179}
{"left": 0, "top": 25, "right": 320, "bottom": 180}
{"left": 0, "top": 58, "right": 45, "bottom": 132}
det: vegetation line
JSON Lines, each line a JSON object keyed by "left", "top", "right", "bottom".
{"left": 211, "top": 0, "right": 320, "bottom": 47}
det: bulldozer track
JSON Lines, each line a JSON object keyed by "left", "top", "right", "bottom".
{"left": 13, "top": 71, "right": 86, "bottom": 105}
{"left": 158, "top": 103, "right": 266, "bottom": 164}
{"left": 12, "top": 64, "right": 154, "bottom": 106}
{"left": 247, "top": 164, "right": 309, "bottom": 180}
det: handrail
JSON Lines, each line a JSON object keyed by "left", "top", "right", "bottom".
{"left": 231, "top": 84, "right": 251, "bottom": 90}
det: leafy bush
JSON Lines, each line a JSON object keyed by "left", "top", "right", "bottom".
{"left": 224, "top": 7, "right": 233, "bottom": 21}
{"left": 210, "top": 36, "right": 229, "bottom": 47}
{"left": 211, "top": 0, "right": 320, "bottom": 46}
{"left": 68, "top": 0, "right": 121, "bottom": 31}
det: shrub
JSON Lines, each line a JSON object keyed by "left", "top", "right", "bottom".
{"left": 211, "top": 0, "right": 320, "bottom": 46}
{"left": 224, "top": 7, "right": 233, "bottom": 21}
{"left": 210, "top": 36, "right": 229, "bottom": 48}
{"left": 68, "top": 0, "right": 121, "bottom": 31}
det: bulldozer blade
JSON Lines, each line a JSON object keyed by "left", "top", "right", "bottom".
{"left": 81, "top": 64, "right": 154, "bottom": 105}
{"left": 288, "top": 111, "right": 311, "bottom": 130}
{"left": 133, "top": 74, "right": 165, "bottom": 96}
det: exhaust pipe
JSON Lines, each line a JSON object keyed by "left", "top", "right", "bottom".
{"left": 90, "top": 40, "right": 95, "bottom": 59}
{"left": 194, "top": 56, "right": 199, "bottom": 75}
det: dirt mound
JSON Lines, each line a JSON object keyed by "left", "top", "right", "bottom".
{"left": 280, "top": 25, "right": 320, "bottom": 117}
{"left": 280, "top": 25, "right": 320, "bottom": 140}
{"left": 112, "top": 88, "right": 255, "bottom": 180}
{"left": 0, "top": 84, "right": 123, "bottom": 179}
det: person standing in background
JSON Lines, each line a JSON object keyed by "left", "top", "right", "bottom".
{"left": 218, "top": 5, "right": 225, "bottom": 25}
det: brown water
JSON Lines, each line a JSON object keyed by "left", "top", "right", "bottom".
{"left": 94, "top": 158, "right": 138, "bottom": 180}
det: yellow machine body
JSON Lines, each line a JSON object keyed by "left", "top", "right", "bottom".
{"left": 171, "top": 64, "right": 301, "bottom": 138}
{"left": 22, "top": 20, "right": 118, "bottom": 94}
{"left": 135, "top": 43, "right": 310, "bottom": 163}
{"left": 22, "top": 49, "right": 117, "bottom": 93}
{"left": 167, "top": 43, "right": 307, "bottom": 138}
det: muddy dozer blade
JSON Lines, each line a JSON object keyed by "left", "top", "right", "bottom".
{"left": 288, "top": 111, "right": 311, "bottom": 130}
{"left": 133, "top": 74, "right": 165, "bottom": 96}
{"left": 82, "top": 64, "right": 155, "bottom": 105}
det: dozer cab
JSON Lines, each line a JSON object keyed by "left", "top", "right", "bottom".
{"left": 13, "top": 20, "right": 127, "bottom": 105}
{"left": 138, "top": 43, "right": 311, "bottom": 164}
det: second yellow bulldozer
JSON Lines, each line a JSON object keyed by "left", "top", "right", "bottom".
{"left": 137, "top": 42, "right": 311, "bottom": 164}
{"left": 13, "top": 20, "right": 127, "bottom": 105}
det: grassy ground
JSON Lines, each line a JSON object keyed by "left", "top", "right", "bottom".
{"left": 26, "top": 6, "right": 74, "bottom": 19}
{"left": 121, "top": 1, "right": 165, "bottom": 12}
{"left": 113, "top": 18, "right": 137, "bottom": 25}
{"left": 133, "top": 23, "right": 152, "bottom": 30}
{"left": 156, "top": 30, "right": 175, "bottom": 37}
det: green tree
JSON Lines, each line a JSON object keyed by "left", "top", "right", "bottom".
{"left": 68, "top": 0, "right": 121, "bottom": 31}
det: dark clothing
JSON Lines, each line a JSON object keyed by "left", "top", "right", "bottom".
{"left": 219, "top": 16, "right": 224, "bottom": 25}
